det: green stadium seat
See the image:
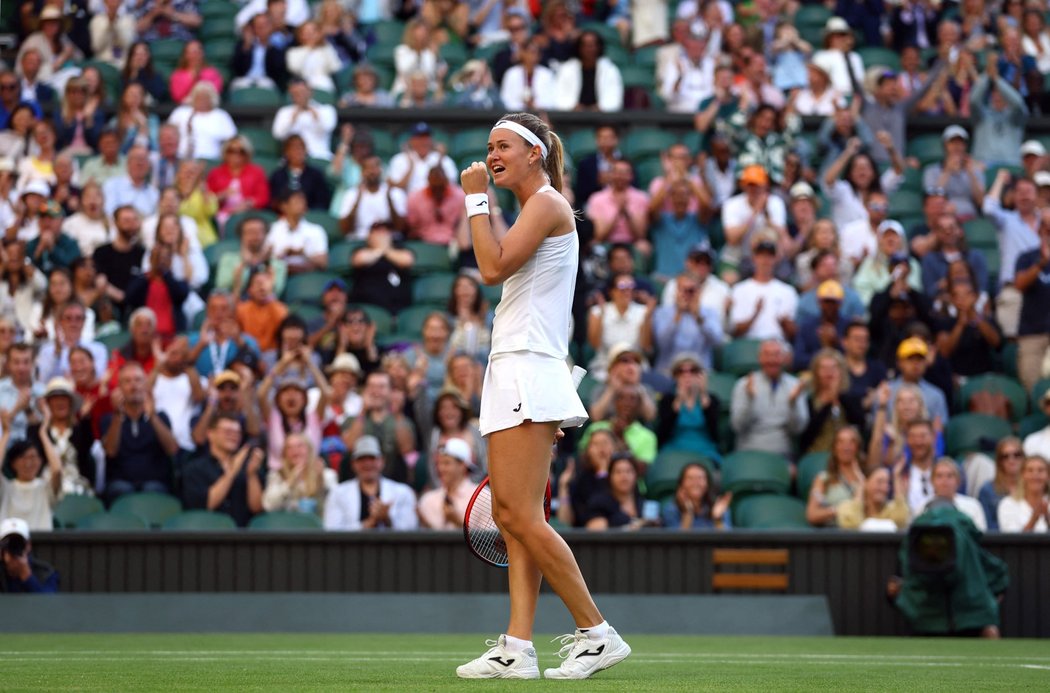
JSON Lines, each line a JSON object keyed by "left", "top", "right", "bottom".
{"left": 887, "top": 190, "right": 924, "bottom": 218}
{"left": 305, "top": 210, "right": 341, "bottom": 242}
{"left": 982, "top": 247, "right": 1001, "bottom": 289}
{"left": 406, "top": 241, "right": 453, "bottom": 275}
{"left": 201, "top": 1, "right": 239, "bottom": 20}
{"left": 733, "top": 494, "right": 810, "bottom": 530}
{"left": 150, "top": 39, "right": 185, "bottom": 64}
{"left": 857, "top": 46, "right": 901, "bottom": 71}
{"left": 110, "top": 492, "right": 183, "bottom": 528}
{"left": 365, "top": 129, "right": 398, "bottom": 159}
{"left": 566, "top": 129, "right": 597, "bottom": 160}
{"left": 631, "top": 45, "right": 659, "bottom": 70}
{"left": 396, "top": 127, "right": 451, "bottom": 152}
{"left": 963, "top": 218, "right": 998, "bottom": 250}
{"left": 283, "top": 272, "right": 343, "bottom": 304}
{"left": 957, "top": 374, "right": 1029, "bottom": 422}
{"left": 241, "top": 126, "right": 281, "bottom": 158}
{"left": 201, "top": 16, "right": 237, "bottom": 41}
{"left": 473, "top": 41, "right": 508, "bottom": 64}
{"left": 576, "top": 371, "right": 599, "bottom": 406}
{"left": 579, "top": 22, "right": 623, "bottom": 47}
{"left": 370, "top": 20, "right": 405, "bottom": 46}
{"left": 248, "top": 511, "right": 324, "bottom": 530}
{"left": 645, "top": 450, "right": 718, "bottom": 500}
{"left": 412, "top": 272, "right": 456, "bottom": 307}
{"left": 162, "top": 510, "right": 238, "bottom": 530}
{"left": 906, "top": 135, "right": 944, "bottom": 165}
{"left": 794, "top": 5, "right": 833, "bottom": 27}
{"left": 208, "top": 38, "right": 238, "bottom": 66}
{"left": 286, "top": 303, "right": 325, "bottom": 323}
{"left": 96, "top": 331, "right": 128, "bottom": 353}
{"left": 717, "top": 339, "right": 763, "bottom": 377}
{"left": 796, "top": 451, "right": 830, "bottom": 500}
{"left": 253, "top": 155, "right": 281, "bottom": 174}
{"left": 945, "top": 413, "right": 1013, "bottom": 457}
{"left": 52, "top": 495, "right": 105, "bottom": 529}
{"left": 1032, "top": 378, "right": 1050, "bottom": 407}
{"left": 204, "top": 238, "right": 239, "bottom": 271}
{"left": 329, "top": 240, "right": 363, "bottom": 273}
{"left": 633, "top": 157, "right": 663, "bottom": 189}
{"left": 622, "top": 127, "right": 680, "bottom": 160}
{"left": 76, "top": 512, "right": 150, "bottom": 530}
{"left": 84, "top": 60, "right": 122, "bottom": 102}
{"left": 450, "top": 127, "right": 492, "bottom": 162}
{"left": 706, "top": 371, "right": 738, "bottom": 406}
{"left": 228, "top": 87, "right": 284, "bottom": 107}
{"left": 721, "top": 450, "right": 791, "bottom": 496}
{"left": 480, "top": 282, "right": 502, "bottom": 307}
{"left": 225, "top": 210, "right": 278, "bottom": 236}
{"left": 357, "top": 303, "right": 394, "bottom": 335}
{"left": 1019, "top": 413, "right": 1049, "bottom": 439}
{"left": 396, "top": 304, "right": 440, "bottom": 339}
{"left": 620, "top": 64, "right": 655, "bottom": 90}
{"left": 998, "top": 340, "right": 1018, "bottom": 379}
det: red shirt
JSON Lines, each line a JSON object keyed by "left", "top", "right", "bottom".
{"left": 406, "top": 185, "right": 465, "bottom": 244}
{"left": 146, "top": 276, "right": 176, "bottom": 339}
{"left": 206, "top": 163, "right": 271, "bottom": 211}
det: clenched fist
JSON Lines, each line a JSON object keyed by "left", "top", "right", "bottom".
{"left": 461, "top": 162, "right": 490, "bottom": 195}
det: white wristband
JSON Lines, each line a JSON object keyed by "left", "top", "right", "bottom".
{"left": 465, "top": 193, "right": 490, "bottom": 218}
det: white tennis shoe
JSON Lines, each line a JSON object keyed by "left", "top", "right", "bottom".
{"left": 543, "top": 627, "right": 631, "bottom": 679}
{"left": 456, "top": 635, "right": 540, "bottom": 679}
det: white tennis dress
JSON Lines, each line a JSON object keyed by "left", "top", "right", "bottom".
{"left": 478, "top": 185, "right": 589, "bottom": 436}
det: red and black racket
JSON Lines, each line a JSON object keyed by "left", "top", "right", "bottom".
{"left": 464, "top": 477, "right": 551, "bottom": 568}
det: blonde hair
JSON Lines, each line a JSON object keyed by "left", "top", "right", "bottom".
{"left": 890, "top": 383, "right": 928, "bottom": 434}
{"left": 1013, "top": 455, "right": 1050, "bottom": 501}
{"left": 494, "top": 112, "right": 566, "bottom": 193}
{"left": 809, "top": 348, "right": 849, "bottom": 395}
{"left": 280, "top": 433, "right": 323, "bottom": 499}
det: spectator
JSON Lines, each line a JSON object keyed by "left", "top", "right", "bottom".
{"left": 661, "top": 31, "right": 714, "bottom": 113}
{"left": 272, "top": 80, "right": 337, "bottom": 162}
{"left": 815, "top": 104, "right": 877, "bottom": 168}
{"left": 1024, "top": 392, "right": 1050, "bottom": 459}
{"left": 656, "top": 352, "right": 721, "bottom": 465}
{"left": 387, "top": 122, "right": 458, "bottom": 195}
{"left": 50, "top": 155, "right": 81, "bottom": 218}
{"left": 0, "top": 414, "right": 62, "bottom": 530}
{"left": 169, "top": 39, "right": 224, "bottom": 105}
{"left": 262, "top": 432, "right": 337, "bottom": 516}
{"left": 190, "top": 368, "right": 261, "bottom": 450}
{"left": 660, "top": 243, "right": 729, "bottom": 320}
{"left": 90, "top": 0, "right": 136, "bottom": 69}
{"left": 790, "top": 195, "right": 847, "bottom": 288}
{"left": 340, "top": 64, "right": 394, "bottom": 109}
{"left": 490, "top": 9, "right": 531, "bottom": 85}
{"left": 806, "top": 426, "right": 866, "bottom": 527}
{"left": 181, "top": 413, "right": 264, "bottom": 527}
{"left": 1014, "top": 211, "right": 1050, "bottom": 391}
{"left": 854, "top": 222, "right": 923, "bottom": 306}
{"left": 349, "top": 221, "right": 414, "bottom": 315}
{"left": 234, "top": 0, "right": 311, "bottom": 34}
{"left": 107, "top": 308, "right": 161, "bottom": 390}
{"left": 0, "top": 517, "right": 59, "bottom": 592}
{"left": 341, "top": 370, "right": 416, "bottom": 484}
{"left": 216, "top": 215, "right": 286, "bottom": 296}
{"left": 604, "top": 243, "right": 657, "bottom": 300}
{"left": 259, "top": 355, "right": 329, "bottom": 472}
{"left": 649, "top": 179, "right": 710, "bottom": 281}
{"left": 583, "top": 385, "right": 658, "bottom": 465}
{"left": 205, "top": 135, "right": 270, "bottom": 232}
{"left": 34, "top": 266, "right": 97, "bottom": 342}
{"left": 134, "top": 0, "right": 202, "bottom": 42}
{"left": 446, "top": 60, "right": 502, "bottom": 111}
{"left": 838, "top": 190, "right": 891, "bottom": 269}
{"left": 15, "top": 7, "right": 83, "bottom": 88}
{"left": 928, "top": 457, "right": 986, "bottom": 530}
{"left": 0, "top": 242, "right": 47, "bottom": 343}
{"left": 793, "top": 281, "right": 852, "bottom": 370}
{"left": 324, "top": 435, "right": 418, "bottom": 530}
{"left": 900, "top": 418, "right": 942, "bottom": 516}
{"left": 26, "top": 201, "right": 80, "bottom": 275}
{"left": 652, "top": 272, "right": 724, "bottom": 374}
{"left": 78, "top": 129, "right": 123, "bottom": 188}
{"left": 970, "top": 61, "right": 1028, "bottom": 168}
{"left": 13, "top": 49, "right": 55, "bottom": 114}
{"left": 585, "top": 159, "right": 651, "bottom": 252}
{"left": 720, "top": 165, "right": 789, "bottom": 277}
{"left": 391, "top": 18, "right": 444, "bottom": 99}
{"left": 101, "top": 362, "right": 179, "bottom": 504}
{"left": 823, "top": 142, "right": 903, "bottom": 233}
{"left": 922, "top": 126, "right": 985, "bottom": 221}
{"left": 978, "top": 438, "right": 1025, "bottom": 531}
{"left": 933, "top": 280, "right": 1002, "bottom": 378}
{"left": 120, "top": 41, "right": 167, "bottom": 104}
{"left": 425, "top": 389, "right": 485, "bottom": 485}
{"left": 406, "top": 165, "right": 465, "bottom": 246}
{"left": 324, "top": 305, "right": 381, "bottom": 377}
{"left": 336, "top": 153, "right": 407, "bottom": 240}
{"left": 660, "top": 462, "right": 731, "bottom": 530}
{"left": 920, "top": 213, "right": 989, "bottom": 301}
{"left": 557, "top": 428, "right": 616, "bottom": 528}
{"left": 798, "top": 349, "right": 866, "bottom": 455}
{"left": 112, "top": 83, "right": 158, "bottom": 156}
{"left": 35, "top": 301, "right": 108, "bottom": 382}
{"left": 446, "top": 274, "right": 491, "bottom": 362}
{"left": 719, "top": 102, "right": 795, "bottom": 190}
{"left": 102, "top": 145, "right": 158, "bottom": 219}
{"left": 836, "top": 465, "right": 910, "bottom": 531}
{"left": 587, "top": 275, "right": 651, "bottom": 383}
{"left": 573, "top": 124, "right": 622, "bottom": 206}
{"left": 842, "top": 321, "right": 887, "bottom": 409}
{"left": 269, "top": 135, "right": 332, "bottom": 211}
{"left": 418, "top": 437, "right": 478, "bottom": 529}
{"left": 500, "top": 35, "right": 557, "bottom": 111}
{"left": 230, "top": 11, "right": 289, "bottom": 92}
{"left": 266, "top": 190, "right": 329, "bottom": 275}
{"left": 148, "top": 336, "right": 205, "bottom": 453}
{"left": 730, "top": 340, "right": 809, "bottom": 458}
{"left": 733, "top": 52, "right": 786, "bottom": 110}
{"left": 142, "top": 208, "right": 208, "bottom": 296}
{"left": 442, "top": 352, "right": 482, "bottom": 420}
{"left": 863, "top": 66, "right": 938, "bottom": 165}
{"left": 125, "top": 243, "right": 190, "bottom": 341}
{"left": 1022, "top": 9, "right": 1050, "bottom": 73}
{"left": 998, "top": 26, "right": 1042, "bottom": 111}
{"left": 174, "top": 160, "right": 218, "bottom": 247}
{"left": 321, "top": 352, "right": 363, "bottom": 435}
{"left": 555, "top": 29, "right": 624, "bottom": 112}
{"left": 586, "top": 344, "right": 657, "bottom": 424}
{"left": 167, "top": 83, "right": 237, "bottom": 161}
{"left": 54, "top": 77, "right": 101, "bottom": 156}
{"left": 728, "top": 235, "right": 799, "bottom": 342}
{"left": 315, "top": 0, "right": 367, "bottom": 67}
{"left": 983, "top": 170, "right": 1041, "bottom": 337}
{"left": 236, "top": 270, "right": 288, "bottom": 354}
{"left": 997, "top": 455, "right": 1049, "bottom": 533}
{"left": 796, "top": 252, "right": 865, "bottom": 323}
{"left": 70, "top": 257, "right": 118, "bottom": 335}
{"left": 582, "top": 454, "right": 645, "bottom": 530}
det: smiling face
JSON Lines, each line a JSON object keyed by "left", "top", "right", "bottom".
{"left": 487, "top": 128, "right": 539, "bottom": 186}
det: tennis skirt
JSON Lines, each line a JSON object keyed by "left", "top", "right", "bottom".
{"left": 478, "top": 351, "right": 590, "bottom": 437}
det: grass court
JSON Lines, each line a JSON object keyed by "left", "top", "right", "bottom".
{"left": 4, "top": 633, "right": 1049, "bottom": 691}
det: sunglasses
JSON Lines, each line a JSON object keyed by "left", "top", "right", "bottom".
{"left": 868, "top": 203, "right": 889, "bottom": 212}
{"left": 615, "top": 281, "right": 635, "bottom": 290}
{"left": 1000, "top": 451, "right": 1024, "bottom": 459}
{"left": 675, "top": 366, "right": 702, "bottom": 375}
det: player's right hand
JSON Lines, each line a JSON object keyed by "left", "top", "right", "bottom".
{"left": 461, "top": 162, "right": 490, "bottom": 195}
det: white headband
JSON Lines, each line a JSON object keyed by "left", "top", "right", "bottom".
{"left": 491, "top": 120, "right": 548, "bottom": 160}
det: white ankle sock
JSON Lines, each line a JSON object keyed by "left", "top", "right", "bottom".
{"left": 503, "top": 635, "right": 533, "bottom": 653}
{"left": 579, "top": 620, "right": 609, "bottom": 641}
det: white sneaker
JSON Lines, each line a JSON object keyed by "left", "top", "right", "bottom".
{"left": 456, "top": 635, "right": 540, "bottom": 679}
{"left": 543, "top": 627, "right": 631, "bottom": 679}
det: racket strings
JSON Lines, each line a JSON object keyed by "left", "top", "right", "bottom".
{"left": 465, "top": 485, "right": 509, "bottom": 567}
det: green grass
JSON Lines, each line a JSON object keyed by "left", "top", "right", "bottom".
{"left": 3, "top": 633, "right": 1048, "bottom": 691}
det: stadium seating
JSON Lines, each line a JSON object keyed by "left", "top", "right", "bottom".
{"left": 1019, "top": 413, "right": 1049, "bottom": 439}
{"left": 162, "top": 510, "right": 238, "bottom": 530}
{"left": 52, "top": 495, "right": 105, "bottom": 529}
{"left": 283, "top": 272, "right": 343, "bottom": 303}
{"left": 732, "top": 495, "right": 810, "bottom": 530}
{"left": 957, "top": 374, "right": 1029, "bottom": 422}
{"left": 411, "top": 272, "right": 456, "bottom": 307}
{"left": 76, "top": 512, "right": 150, "bottom": 530}
{"left": 406, "top": 241, "right": 454, "bottom": 275}
{"left": 111, "top": 492, "right": 183, "bottom": 528}
{"left": 645, "top": 450, "right": 719, "bottom": 500}
{"left": 945, "top": 413, "right": 1014, "bottom": 457}
{"left": 721, "top": 451, "right": 792, "bottom": 497}
{"left": 396, "top": 304, "right": 438, "bottom": 339}
{"left": 717, "top": 339, "right": 763, "bottom": 377}
{"left": 248, "top": 511, "right": 324, "bottom": 530}
{"left": 795, "top": 451, "right": 830, "bottom": 501}
{"left": 359, "top": 304, "right": 394, "bottom": 334}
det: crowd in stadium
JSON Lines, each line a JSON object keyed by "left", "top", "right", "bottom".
{"left": 0, "top": 0, "right": 1048, "bottom": 538}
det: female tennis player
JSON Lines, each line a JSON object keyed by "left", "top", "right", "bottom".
{"left": 455, "top": 113, "right": 631, "bottom": 680}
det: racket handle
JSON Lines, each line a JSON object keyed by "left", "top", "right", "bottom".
{"left": 571, "top": 365, "right": 587, "bottom": 390}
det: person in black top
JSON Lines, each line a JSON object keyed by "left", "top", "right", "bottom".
{"left": 321, "top": 305, "right": 382, "bottom": 376}
{"left": 349, "top": 221, "right": 414, "bottom": 315}
{"left": 933, "top": 280, "right": 1002, "bottom": 378}
{"left": 268, "top": 134, "right": 332, "bottom": 211}
{"left": 181, "top": 413, "right": 265, "bottom": 527}
{"left": 92, "top": 205, "right": 145, "bottom": 319}
{"left": 0, "top": 518, "right": 59, "bottom": 593}
{"left": 582, "top": 454, "right": 646, "bottom": 530}
{"left": 842, "top": 320, "right": 887, "bottom": 409}
{"left": 230, "top": 11, "right": 289, "bottom": 91}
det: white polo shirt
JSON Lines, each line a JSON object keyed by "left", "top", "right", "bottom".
{"left": 266, "top": 218, "right": 329, "bottom": 259}
{"left": 336, "top": 183, "right": 408, "bottom": 240}
{"left": 728, "top": 277, "right": 798, "bottom": 340}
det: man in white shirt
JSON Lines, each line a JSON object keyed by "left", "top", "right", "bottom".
{"left": 661, "top": 243, "right": 730, "bottom": 321}
{"left": 337, "top": 155, "right": 408, "bottom": 240}
{"left": 271, "top": 79, "right": 338, "bottom": 161}
{"left": 729, "top": 235, "right": 799, "bottom": 342}
{"left": 720, "top": 165, "right": 788, "bottom": 273}
{"left": 926, "top": 458, "right": 987, "bottom": 531}
{"left": 839, "top": 191, "right": 888, "bottom": 267}
{"left": 905, "top": 419, "right": 939, "bottom": 516}
{"left": 387, "top": 122, "right": 458, "bottom": 195}
{"left": 102, "top": 145, "right": 159, "bottom": 218}
{"left": 266, "top": 190, "right": 328, "bottom": 275}
{"left": 1023, "top": 391, "right": 1050, "bottom": 458}
{"left": 418, "top": 438, "right": 479, "bottom": 530}
{"left": 324, "top": 435, "right": 419, "bottom": 531}
{"left": 660, "top": 31, "right": 714, "bottom": 113}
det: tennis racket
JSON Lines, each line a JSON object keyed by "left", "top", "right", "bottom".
{"left": 464, "top": 366, "right": 586, "bottom": 568}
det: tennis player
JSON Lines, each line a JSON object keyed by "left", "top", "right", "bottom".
{"left": 455, "top": 113, "right": 631, "bottom": 680}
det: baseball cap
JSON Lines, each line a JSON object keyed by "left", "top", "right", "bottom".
{"left": 1034, "top": 171, "right": 1050, "bottom": 188}
{"left": 232, "top": 348, "right": 260, "bottom": 372}
{"left": 878, "top": 220, "right": 906, "bottom": 238}
{"left": 438, "top": 437, "right": 474, "bottom": 468}
{"left": 897, "top": 336, "right": 929, "bottom": 360}
{"left": 214, "top": 370, "right": 242, "bottom": 388}
{"left": 816, "top": 280, "right": 845, "bottom": 301}
{"left": 1021, "top": 140, "right": 1046, "bottom": 157}
{"left": 20, "top": 179, "right": 50, "bottom": 198}
{"left": 824, "top": 17, "right": 850, "bottom": 34}
{"left": 323, "top": 278, "right": 348, "bottom": 294}
{"left": 738, "top": 164, "right": 769, "bottom": 187}
{"left": 687, "top": 242, "right": 715, "bottom": 262}
{"left": 409, "top": 121, "right": 432, "bottom": 137}
{"left": 608, "top": 342, "right": 643, "bottom": 366}
{"left": 941, "top": 125, "right": 969, "bottom": 142}
{"left": 326, "top": 352, "right": 362, "bottom": 376}
{"left": 352, "top": 435, "right": 382, "bottom": 460}
{"left": 789, "top": 182, "right": 816, "bottom": 200}
{"left": 0, "top": 517, "right": 29, "bottom": 541}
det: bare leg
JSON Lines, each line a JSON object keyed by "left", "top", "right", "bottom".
{"left": 494, "top": 514, "right": 543, "bottom": 639}
{"left": 488, "top": 421, "right": 603, "bottom": 635}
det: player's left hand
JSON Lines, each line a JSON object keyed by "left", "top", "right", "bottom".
{"left": 461, "top": 162, "right": 490, "bottom": 195}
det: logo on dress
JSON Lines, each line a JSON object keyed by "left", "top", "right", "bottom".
{"left": 513, "top": 403, "right": 522, "bottom": 412}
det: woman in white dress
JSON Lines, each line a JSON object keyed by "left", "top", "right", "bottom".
{"left": 455, "top": 114, "right": 630, "bottom": 681}
{"left": 166, "top": 82, "right": 236, "bottom": 161}
{"left": 997, "top": 455, "right": 1050, "bottom": 532}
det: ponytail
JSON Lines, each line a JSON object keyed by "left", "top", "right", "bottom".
{"left": 545, "top": 131, "right": 565, "bottom": 194}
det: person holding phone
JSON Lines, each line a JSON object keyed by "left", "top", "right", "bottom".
{"left": 455, "top": 113, "right": 630, "bottom": 680}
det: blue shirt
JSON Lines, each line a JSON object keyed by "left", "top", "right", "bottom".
{"left": 651, "top": 211, "right": 708, "bottom": 278}
{"left": 982, "top": 195, "right": 1040, "bottom": 286}
{"left": 650, "top": 304, "right": 725, "bottom": 374}
{"left": 102, "top": 176, "right": 160, "bottom": 218}
{"left": 796, "top": 287, "right": 866, "bottom": 324}
{"left": 187, "top": 334, "right": 260, "bottom": 378}
{"left": 876, "top": 377, "right": 951, "bottom": 426}
{"left": 921, "top": 249, "right": 989, "bottom": 298}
